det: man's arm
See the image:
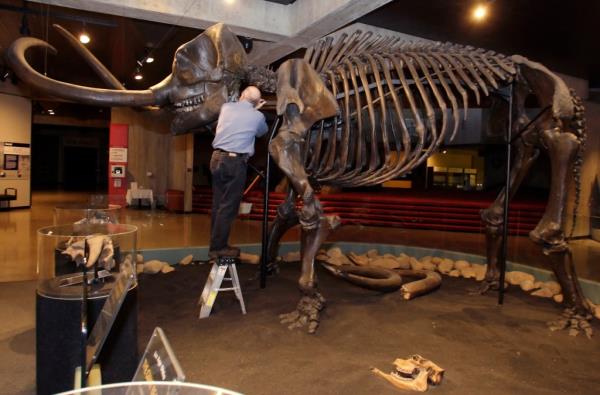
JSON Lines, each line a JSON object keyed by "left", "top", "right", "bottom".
{"left": 256, "top": 114, "right": 269, "bottom": 137}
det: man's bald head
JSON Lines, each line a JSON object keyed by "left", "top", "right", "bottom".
{"left": 240, "top": 86, "right": 262, "bottom": 106}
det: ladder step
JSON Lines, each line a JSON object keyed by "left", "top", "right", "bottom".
{"left": 198, "top": 262, "right": 246, "bottom": 319}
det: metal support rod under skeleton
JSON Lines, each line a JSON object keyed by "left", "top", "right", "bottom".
{"left": 498, "top": 82, "right": 514, "bottom": 305}
{"left": 260, "top": 117, "right": 280, "bottom": 289}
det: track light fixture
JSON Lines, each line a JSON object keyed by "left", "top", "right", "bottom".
{"left": 79, "top": 22, "right": 90, "bottom": 44}
{"left": 470, "top": 1, "right": 493, "bottom": 23}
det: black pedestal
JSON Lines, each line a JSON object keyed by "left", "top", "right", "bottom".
{"left": 36, "top": 287, "right": 138, "bottom": 395}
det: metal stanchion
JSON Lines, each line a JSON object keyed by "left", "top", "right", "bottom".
{"left": 260, "top": 117, "right": 280, "bottom": 289}
{"left": 498, "top": 83, "right": 514, "bottom": 305}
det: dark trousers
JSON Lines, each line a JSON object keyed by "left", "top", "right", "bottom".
{"left": 210, "top": 150, "right": 248, "bottom": 251}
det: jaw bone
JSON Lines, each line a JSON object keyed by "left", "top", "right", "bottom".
{"left": 372, "top": 355, "right": 444, "bottom": 392}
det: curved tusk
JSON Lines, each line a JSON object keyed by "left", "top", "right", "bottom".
{"left": 321, "top": 263, "right": 403, "bottom": 292}
{"left": 6, "top": 37, "right": 164, "bottom": 107}
{"left": 52, "top": 24, "right": 124, "bottom": 90}
{"left": 396, "top": 270, "right": 442, "bottom": 300}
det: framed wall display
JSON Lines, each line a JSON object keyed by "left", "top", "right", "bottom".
{"left": 4, "top": 154, "right": 18, "bottom": 170}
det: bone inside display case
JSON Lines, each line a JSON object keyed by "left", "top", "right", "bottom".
{"left": 37, "top": 222, "right": 137, "bottom": 299}
{"left": 54, "top": 202, "right": 122, "bottom": 226}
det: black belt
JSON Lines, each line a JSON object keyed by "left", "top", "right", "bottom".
{"left": 215, "top": 149, "right": 248, "bottom": 158}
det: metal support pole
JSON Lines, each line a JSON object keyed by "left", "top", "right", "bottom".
{"left": 498, "top": 83, "right": 514, "bottom": 305}
{"left": 80, "top": 240, "right": 89, "bottom": 388}
{"left": 260, "top": 117, "right": 280, "bottom": 289}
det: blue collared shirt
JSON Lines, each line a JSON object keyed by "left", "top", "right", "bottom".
{"left": 212, "top": 101, "right": 268, "bottom": 156}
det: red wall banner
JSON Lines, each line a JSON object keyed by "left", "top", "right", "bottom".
{"left": 108, "top": 123, "right": 128, "bottom": 206}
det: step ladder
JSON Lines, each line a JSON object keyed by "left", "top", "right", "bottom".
{"left": 198, "top": 256, "right": 246, "bottom": 319}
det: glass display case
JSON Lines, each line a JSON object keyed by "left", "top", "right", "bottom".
{"left": 54, "top": 203, "right": 122, "bottom": 226}
{"left": 57, "top": 382, "right": 242, "bottom": 395}
{"left": 37, "top": 223, "right": 137, "bottom": 299}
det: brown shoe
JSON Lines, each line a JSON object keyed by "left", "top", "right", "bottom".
{"left": 208, "top": 246, "right": 240, "bottom": 259}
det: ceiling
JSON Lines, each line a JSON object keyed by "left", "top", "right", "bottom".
{"left": 0, "top": 0, "right": 204, "bottom": 118}
{"left": 1, "top": 0, "right": 598, "bottom": 120}
{"left": 358, "top": 0, "right": 600, "bottom": 87}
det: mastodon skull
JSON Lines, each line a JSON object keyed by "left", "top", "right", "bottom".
{"left": 372, "top": 355, "right": 444, "bottom": 392}
{"left": 6, "top": 23, "right": 247, "bottom": 135}
{"left": 165, "top": 23, "right": 247, "bottom": 134}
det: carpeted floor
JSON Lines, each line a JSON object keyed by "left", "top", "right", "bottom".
{"left": 137, "top": 263, "right": 600, "bottom": 395}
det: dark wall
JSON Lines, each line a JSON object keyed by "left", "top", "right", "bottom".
{"left": 31, "top": 124, "right": 108, "bottom": 191}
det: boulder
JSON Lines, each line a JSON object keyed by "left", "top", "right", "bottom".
{"left": 553, "top": 294, "right": 564, "bottom": 303}
{"left": 454, "top": 260, "right": 470, "bottom": 271}
{"left": 505, "top": 271, "right": 535, "bottom": 286}
{"left": 543, "top": 281, "right": 562, "bottom": 296}
{"left": 473, "top": 264, "right": 487, "bottom": 281}
{"left": 437, "top": 259, "right": 454, "bottom": 274}
{"left": 422, "top": 261, "right": 437, "bottom": 271}
{"left": 143, "top": 260, "right": 166, "bottom": 274}
{"left": 460, "top": 266, "right": 477, "bottom": 279}
{"left": 327, "top": 254, "right": 352, "bottom": 266}
{"left": 282, "top": 251, "right": 301, "bottom": 262}
{"left": 366, "top": 249, "right": 379, "bottom": 259}
{"left": 520, "top": 279, "right": 539, "bottom": 292}
{"left": 531, "top": 288, "right": 554, "bottom": 298}
{"left": 431, "top": 257, "right": 443, "bottom": 265}
{"left": 327, "top": 247, "right": 344, "bottom": 258}
{"left": 348, "top": 252, "right": 370, "bottom": 266}
{"left": 409, "top": 257, "right": 424, "bottom": 271}
{"left": 371, "top": 257, "right": 401, "bottom": 270}
{"left": 179, "top": 254, "right": 193, "bottom": 266}
{"left": 161, "top": 264, "right": 175, "bottom": 274}
{"left": 395, "top": 255, "right": 411, "bottom": 269}
{"left": 240, "top": 252, "right": 260, "bottom": 265}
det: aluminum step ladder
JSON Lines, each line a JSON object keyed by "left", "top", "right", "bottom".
{"left": 198, "top": 256, "right": 246, "bottom": 319}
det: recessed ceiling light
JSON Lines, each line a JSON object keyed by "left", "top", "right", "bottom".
{"left": 79, "top": 33, "right": 91, "bottom": 44}
{"left": 134, "top": 73, "right": 143, "bottom": 80}
{"left": 472, "top": 4, "right": 488, "bottom": 22}
{"left": 145, "top": 57, "right": 154, "bottom": 63}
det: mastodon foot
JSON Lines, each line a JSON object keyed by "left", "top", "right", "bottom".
{"left": 279, "top": 292, "right": 326, "bottom": 334}
{"left": 548, "top": 307, "right": 594, "bottom": 339}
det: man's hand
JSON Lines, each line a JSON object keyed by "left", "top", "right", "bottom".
{"left": 255, "top": 99, "right": 267, "bottom": 110}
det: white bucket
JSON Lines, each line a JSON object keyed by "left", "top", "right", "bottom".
{"left": 239, "top": 202, "right": 253, "bottom": 214}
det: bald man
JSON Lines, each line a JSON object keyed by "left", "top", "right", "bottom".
{"left": 209, "top": 86, "right": 268, "bottom": 259}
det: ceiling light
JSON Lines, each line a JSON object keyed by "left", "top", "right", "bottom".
{"left": 79, "top": 33, "right": 91, "bottom": 44}
{"left": 471, "top": 4, "right": 489, "bottom": 22}
{"left": 224, "top": 0, "right": 236, "bottom": 4}
{"left": 134, "top": 72, "right": 143, "bottom": 81}
{"left": 145, "top": 57, "right": 154, "bottom": 64}
{"left": 48, "top": 109, "right": 55, "bottom": 115}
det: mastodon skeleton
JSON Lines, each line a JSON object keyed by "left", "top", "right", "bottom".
{"left": 267, "top": 31, "right": 589, "bottom": 333}
{"left": 6, "top": 24, "right": 590, "bottom": 335}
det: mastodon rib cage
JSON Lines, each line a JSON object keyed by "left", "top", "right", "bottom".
{"left": 302, "top": 31, "right": 517, "bottom": 187}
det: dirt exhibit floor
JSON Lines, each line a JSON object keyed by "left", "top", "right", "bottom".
{"left": 138, "top": 263, "right": 600, "bottom": 395}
